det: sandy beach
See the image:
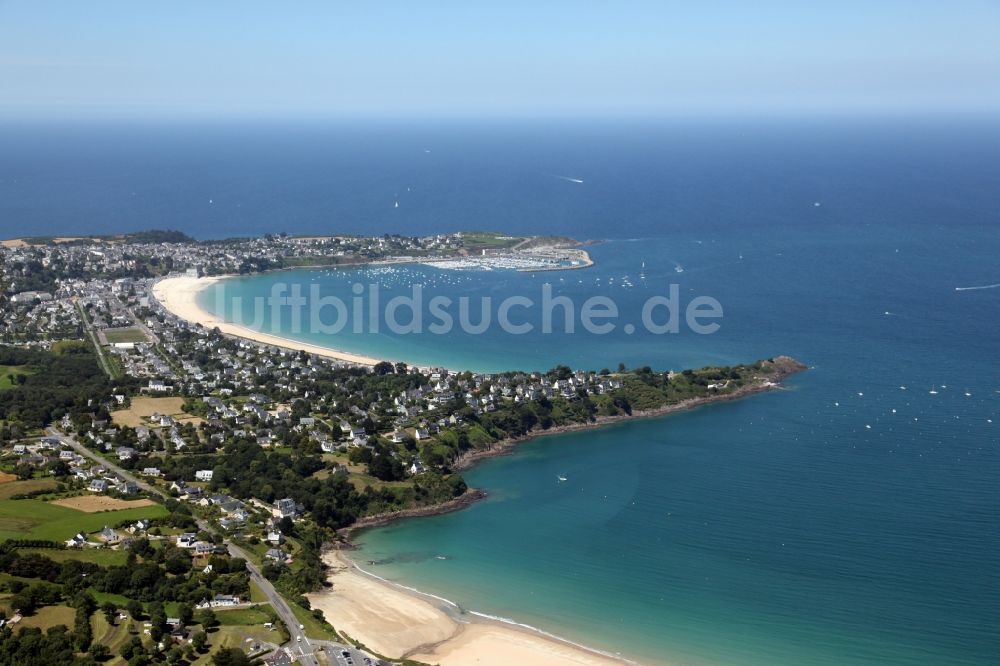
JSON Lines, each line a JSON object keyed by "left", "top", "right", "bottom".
{"left": 307, "top": 550, "right": 633, "bottom": 666}
{"left": 151, "top": 274, "right": 383, "bottom": 366}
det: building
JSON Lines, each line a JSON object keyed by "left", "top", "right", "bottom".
{"left": 273, "top": 498, "right": 298, "bottom": 519}
{"left": 195, "top": 470, "right": 214, "bottom": 482}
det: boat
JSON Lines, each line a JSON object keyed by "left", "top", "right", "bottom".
{"left": 557, "top": 475, "right": 567, "bottom": 482}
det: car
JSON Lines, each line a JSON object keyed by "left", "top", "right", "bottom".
{"left": 296, "top": 636, "right": 302, "bottom": 642}
{"left": 341, "top": 651, "right": 350, "bottom": 658}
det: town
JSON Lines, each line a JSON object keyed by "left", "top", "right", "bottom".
{"left": 0, "top": 231, "right": 799, "bottom": 665}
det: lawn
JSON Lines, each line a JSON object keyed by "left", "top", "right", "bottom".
{"left": 289, "top": 601, "right": 340, "bottom": 641}
{"left": 0, "top": 364, "right": 35, "bottom": 391}
{"left": 248, "top": 578, "right": 268, "bottom": 603}
{"left": 91, "top": 612, "right": 134, "bottom": 656}
{"left": 0, "top": 498, "right": 168, "bottom": 541}
{"left": 216, "top": 604, "right": 275, "bottom": 626}
{"left": 7, "top": 604, "right": 75, "bottom": 629}
{"left": 192, "top": 625, "right": 279, "bottom": 665}
{"left": 103, "top": 327, "right": 148, "bottom": 344}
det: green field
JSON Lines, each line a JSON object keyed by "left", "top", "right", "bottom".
{"left": 290, "top": 601, "right": 340, "bottom": 641}
{"left": 0, "top": 478, "right": 58, "bottom": 500}
{"left": 216, "top": 604, "right": 275, "bottom": 626}
{"left": 2, "top": 603, "right": 75, "bottom": 628}
{"left": 0, "top": 498, "right": 168, "bottom": 541}
{"left": 192, "top": 625, "right": 279, "bottom": 665}
{"left": 0, "top": 364, "right": 35, "bottom": 391}
{"left": 20, "top": 547, "right": 129, "bottom": 566}
{"left": 459, "top": 231, "right": 523, "bottom": 249}
{"left": 104, "top": 327, "right": 148, "bottom": 344}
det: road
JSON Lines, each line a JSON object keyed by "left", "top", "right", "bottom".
{"left": 74, "top": 302, "right": 116, "bottom": 378}
{"left": 47, "top": 428, "right": 379, "bottom": 665}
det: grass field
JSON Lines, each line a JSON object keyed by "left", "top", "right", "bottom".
{"left": 103, "top": 327, "right": 148, "bottom": 344}
{"left": 0, "top": 478, "right": 58, "bottom": 500}
{"left": 290, "top": 601, "right": 341, "bottom": 641}
{"left": 10, "top": 604, "right": 76, "bottom": 628}
{"left": 0, "top": 498, "right": 168, "bottom": 541}
{"left": 192, "top": 625, "right": 279, "bottom": 665}
{"left": 111, "top": 396, "right": 201, "bottom": 428}
{"left": 216, "top": 604, "right": 275, "bottom": 626}
{"left": 51, "top": 496, "right": 157, "bottom": 513}
{"left": 91, "top": 612, "right": 134, "bottom": 656}
{"left": 0, "top": 364, "right": 35, "bottom": 391}
{"left": 20, "top": 547, "right": 129, "bottom": 567}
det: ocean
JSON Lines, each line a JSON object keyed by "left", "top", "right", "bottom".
{"left": 2, "top": 119, "right": 998, "bottom": 664}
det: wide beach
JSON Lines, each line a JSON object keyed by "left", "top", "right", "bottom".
{"left": 307, "top": 550, "right": 637, "bottom": 666}
{"left": 151, "top": 274, "right": 384, "bottom": 366}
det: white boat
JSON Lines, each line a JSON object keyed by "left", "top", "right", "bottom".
{"left": 557, "top": 475, "right": 567, "bottom": 482}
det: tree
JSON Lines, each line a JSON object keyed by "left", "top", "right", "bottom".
{"left": 90, "top": 643, "right": 111, "bottom": 660}
{"left": 178, "top": 602, "right": 194, "bottom": 626}
{"left": 126, "top": 599, "right": 144, "bottom": 620}
{"left": 191, "top": 630, "right": 208, "bottom": 652}
{"left": 196, "top": 608, "right": 218, "bottom": 629}
{"left": 101, "top": 601, "right": 118, "bottom": 624}
{"left": 148, "top": 601, "right": 167, "bottom": 641}
{"left": 212, "top": 648, "right": 251, "bottom": 666}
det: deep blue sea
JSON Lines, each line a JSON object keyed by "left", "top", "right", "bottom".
{"left": 2, "top": 120, "right": 998, "bottom": 664}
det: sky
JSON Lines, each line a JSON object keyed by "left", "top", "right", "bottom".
{"left": 1, "top": 0, "right": 999, "bottom": 120}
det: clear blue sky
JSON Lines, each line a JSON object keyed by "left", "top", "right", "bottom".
{"left": 1, "top": 0, "right": 998, "bottom": 119}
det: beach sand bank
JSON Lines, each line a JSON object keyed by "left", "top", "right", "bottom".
{"left": 151, "top": 274, "right": 383, "bottom": 366}
{"left": 307, "top": 551, "right": 634, "bottom": 666}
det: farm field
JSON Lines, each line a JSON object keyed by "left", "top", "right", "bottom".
{"left": 111, "top": 396, "right": 202, "bottom": 428}
{"left": 19, "top": 547, "right": 129, "bottom": 567}
{"left": 103, "top": 327, "right": 148, "bottom": 344}
{"left": 51, "top": 495, "right": 157, "bottom": 513}
{"left": 0, "top": 498, "right": 167, "bottom": 541}
{"left": 0, "top": 478, "right": 58, "bottom": 500}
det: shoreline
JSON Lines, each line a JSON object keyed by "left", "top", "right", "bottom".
{"left": 151, "top": 274, "right": 388, "bottom": 367}
{"left": 340, "top": 359, "right": 805, "bottom": 538}
{"left": 152, "top": 272, "right": 803, "bottom": 666}
{"left": 307, "top": 549, "right": 649, "bottom": 666}
{"left": 322, "top": 360, "right": 804, "bottom": 666}
{"left": 150, "top": 242, "right": 595, "bottom": 370}
{"left": 454, "top": 359, "right": 803, "bottom": 471}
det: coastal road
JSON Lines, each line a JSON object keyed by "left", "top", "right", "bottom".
{"left": 47, "top": 427, "right": 372, "bottom": 665}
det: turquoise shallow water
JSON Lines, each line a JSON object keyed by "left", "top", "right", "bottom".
{"left": 29, "top": 119, "right": 991, "bottom": 665}
{"left": 204, "top": 224, "right": 1000, "bottom": 665}
{"left": 1, "top": 118, "right": 997, "bottom": 664}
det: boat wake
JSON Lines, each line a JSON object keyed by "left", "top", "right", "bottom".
{"left": 955, "top": 283, "right": 1000, "bottom": 291}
